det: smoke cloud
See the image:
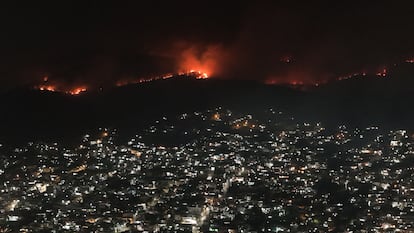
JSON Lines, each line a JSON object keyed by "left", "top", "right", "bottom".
{"left": 1, "top": 1, "right": 414, "bottom": 90}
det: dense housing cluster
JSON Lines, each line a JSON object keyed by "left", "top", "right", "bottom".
{"left": 0, "top": 108, "right": 413, "bottom": 232}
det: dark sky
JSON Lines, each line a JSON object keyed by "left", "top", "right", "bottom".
{"left": 1, "top": 1, "right": 414, "bottom": 89}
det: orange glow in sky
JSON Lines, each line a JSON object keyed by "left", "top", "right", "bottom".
{"left": 177, "top": 45, "right": 222, "bottom": 79}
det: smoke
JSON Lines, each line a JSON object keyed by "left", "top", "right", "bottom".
{"left": 2, "top": 1, "right": 414, "bottom": 91}
{"left": 177, "top": 45, "right": 223, "bottom": 76}
{"left": 149, "top": 40, "right": 230, "bottom": 78}
{"left": 146, "top": 3, "right": 352, "bottom": 85}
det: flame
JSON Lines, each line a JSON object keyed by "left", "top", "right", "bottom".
{"left": 36, "top": 83, "right": 87, "bottom": 96}
{"left": 38, "top": 85, "right": 57, "bottom": 92}
{"left": 68, "top": 87, "right": 87, "bottom": 95}
{"left": 183, "top": 70, "right": 209, "bottom": 79}
{"left": 116, "top": 70, "right": 209, "bottom": 87}
{"left": 177, "top": 45, "right": 223, "bottom": 79}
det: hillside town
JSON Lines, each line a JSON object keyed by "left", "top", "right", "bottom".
{"left": 0, "top": 108, "right": 413, "bottom": 232}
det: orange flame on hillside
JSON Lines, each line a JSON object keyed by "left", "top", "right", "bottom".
{"left": 68, "top": 87, "right": 87, "bottom": 95}
{"left": 38, "top": 85, "right": 57, "bottom": 92}
{"left": 115, "top": 70, "right": 209, "bottom": 87}
{"left": 35, "top": 75, "right": 88, "bottom": 95}
{"left": 114, "top": 43, "right": 224, "bottom": 86}
{"left": 176, "top": 44, "right": 224, "bottom": 79}
{"left": 37, "top": 85, "right": 87, "bottom": 95}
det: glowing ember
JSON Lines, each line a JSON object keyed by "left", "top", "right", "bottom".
{"left": 36, "top": 84, "right": 87, "bottom": 96}
{"left": 68, "top": 87, "right": 87, "bottom": 95}
{"left": 38, "top": 85, "right": 57, "bottom": 92}
{"left": 187, "top": 70, "right": 209, "bottom": 79}
{"left": 116, "top": 70, "right": 209, "bottom": 87}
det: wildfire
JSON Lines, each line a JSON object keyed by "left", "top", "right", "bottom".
{"left": 36, "top": 84, "right": 87, "bottom": 96}
{"left": 114, "top": 42, "right": 218, "bottom": 87}
{"left": 175, "top": 44, "right": 221, "bottom": 80}
{"left": 116, "top": 70, "right": 209, "bottom": 87}
{"left": 38, "top": 85, "right": 57, "bottom": 92}
{"left": 68, "top": 87, "right": 87, "bottom": 95}
{"left": 182, "top": 70, "right": 209, "bottom": 79}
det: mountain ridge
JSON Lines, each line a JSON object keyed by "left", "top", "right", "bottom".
{"left": 1, "top": 68, "right": 413, "bottom": 145}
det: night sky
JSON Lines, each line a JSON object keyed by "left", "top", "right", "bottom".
{"left": 1, "top": 1, "right": 414, "bottom": 89}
